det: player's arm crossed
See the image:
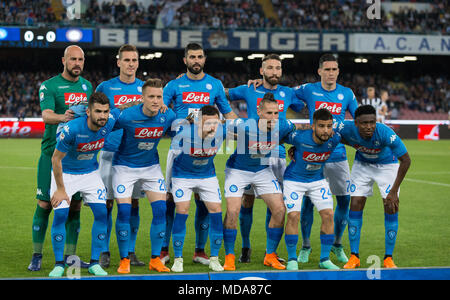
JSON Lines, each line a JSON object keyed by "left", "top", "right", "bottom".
{"left": 50, "top": 149, "right": 69, "bottom": 208}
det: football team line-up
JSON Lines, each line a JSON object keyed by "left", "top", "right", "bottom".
{"left": 28, "top": 42, "right": 411, "bottom": 277}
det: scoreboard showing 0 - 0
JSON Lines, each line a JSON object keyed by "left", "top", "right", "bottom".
{"left": 23, "top": 28, "right": 56, "bottom": 43}
{"left": 20, "top": 28, "right": 95, "bottom": 48}
{"left": 0, "top": 27, "right": 94, "bottom": 48}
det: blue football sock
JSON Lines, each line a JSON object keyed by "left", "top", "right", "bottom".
{"left": 300, "top": 196, "right": 314, "bottom": 248}
{"left": 163, "top": 199, "right": 175, "bottom": 249}
{"left": 104, "top": 205, "right": 113, "bottom": 252}
{"left": 348, "top": 210, "right": 363, "bottom": 255}
{"left": 320, "top": 234, "right": 334, "bottom": 261}
{"left": 89, "top": 203, "right": 108, "bottom": 261}
{"left": 150, "top": 200, "right": 167, "bottom": 257}
{"left": 223, "top": 228, "right": 237, "bottom": 255}
{"left": 209, "top": 212, "right": 223, "bottom": 257}
{"left": 266, "top": 227, "right": 283, "bottom": 254}
{"left": 129, "top": 206, "right": 140, "bottom": 253}
{"left": 115, "top": 203, "right": 131, "bottom": 259}
{"left": 194, "top": 197, "right": 209, "bottom": 250}
{"left": 384, "top": 212, "right": 399, "bottom": 256}
{"left": 334, "top": 195, "right": 350, "bottom": 245}
{"left": 172, "top": 213, "right": 188, "bottom": 258}
{"left": 51, "top": 208, "right": 69, "bottom": 263}
{"left": 285, "top": 234, "right": 299, "bottom": 261}
{"left": 239, "top": 206, "right": 253, "bottom": 249}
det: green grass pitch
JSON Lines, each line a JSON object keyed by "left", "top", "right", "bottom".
{"left": 0, "top": 138, "right": 449, "bottom": 278}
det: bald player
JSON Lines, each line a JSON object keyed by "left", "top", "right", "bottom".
{"left": 29, "top": 45, "right": 93, "bottom": 271}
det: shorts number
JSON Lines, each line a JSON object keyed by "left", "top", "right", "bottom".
{"left": 320, "top": 188, "right": 331, "bottom": 200}
{"left": 272, "top": 180, "right": 279, "bottom": 191}
{"left": 346, "top": 180, "right": 351, "bottom": 193}
{"left": 385, "top": 184, "right": 391, "bottom": 194}
{"left": 97, "top": 188, "right": 106, "bottom": 201}
{"left": 158, "top": 179, "right": 166, "bottom": 191}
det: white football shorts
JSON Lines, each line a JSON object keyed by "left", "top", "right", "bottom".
{"left": 350, "top": 160, "right": 400, "bottom": 198}
{"left": 243, "top": 157, "right": 286, "bottom": 197}
{"left": 224, "top": 167, "right": 282, "bottom": 198}
{"left": 171, "top": 176, "right": 222, "bottom": 204}
{"left": 98, "top": 150, "right": 143, "bottom": 200}
{"left": 112, "top": 164, "right": 166, "bottom": 199}
{"left": 324, "top": 160, "right": 351, "bottom": 196}
{"left": 50, "top": 169, "right": 106, "bottom": 210}
{"left": 283, "top": 179, "right": 333, "bottom": 214}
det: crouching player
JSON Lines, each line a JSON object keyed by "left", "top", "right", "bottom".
{"left": 169, "top": 105, "right": 227, "bottom": 272}
{"left": 111, "top": 78, "right": 176, "bottom": 273}
{"left": 48, "top": 92, "right": 119, "bottom": 277}
{"left": 338, "top": 105, "right": 411, "bottom": 269}
{"left": 283, "top": 108, "right": 342, "bottom": 270}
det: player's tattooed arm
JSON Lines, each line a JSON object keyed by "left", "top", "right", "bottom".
{"left": 50, "top": 149, "right": 70, "bottom": 208}
{"left": 42, "top": 109, "right": 74, "bottom": 125}
{"left": 384, "top": 152, "right": 411, "bottom": 214}
{"left": 223, "top": 110, "right": 238, "bottom": 120}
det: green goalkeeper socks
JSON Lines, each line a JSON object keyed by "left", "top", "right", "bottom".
{"left": 32, "top": 204, "right": 52, "bottom": 254}
{"left": 64, "top": 210, "right": 81, "bottom": 256}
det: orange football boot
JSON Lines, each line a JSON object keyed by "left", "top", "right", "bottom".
{"left": 383, "top": 257, "right": 398, "bottom": 268}
{"left": 223, "top": 254, "right": 236, "bottom": 271}
{"left": 264, "top": 253, "right": 286, "bottom": 270}
{"left": 343, "top": 254, "right": 360, "bottom": 269}
{"left": 149, "top": 257, "right": 170, "bottom": 272}
{"left": 117, "top": 258, "right": 130, "bottom": 274}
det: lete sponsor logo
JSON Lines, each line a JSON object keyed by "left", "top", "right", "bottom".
{"left": 257, "top": 98, "right": 284, "bottom": 112}
{"left": 302, "top": 151, "right": 331, "bottom": 162}
{"left": 114, "top": 95, "right": 142, "bottom": 106}
{"left": 134, "top": 127, "right": 164, "bottom": 139}
{"left": 182, "top": 92, "right": 210, "bottom": 104}
{"left": 190, "top": 147, "right": 219, "bottom": 157}
{"left": 65, "top": 93, "right": 88, "bottom": 105}
{"left": 315, "top": 101, "right": 342, "bottom": 114}
{"left": 76, "top": 138, "right": 105, "bottom": 152}
{"left": 353, "top": 144, "right": 381, "bottom": 154}
{"left": 248, "top": 141, "right": 278, "bottom": 151}
{"left": 0, "top": 121, "right": 45, "bottom": 138}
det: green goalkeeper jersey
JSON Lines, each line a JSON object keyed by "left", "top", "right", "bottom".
{"left": 39, "top": 74, "right": 93, "bottom": 156}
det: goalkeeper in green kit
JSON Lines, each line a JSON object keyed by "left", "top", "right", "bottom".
{"left": 28, "top": 45, "right": 93, "bottom": 271}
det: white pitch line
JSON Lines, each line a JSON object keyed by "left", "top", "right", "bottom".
{"left": 405, "top": 178, "right": 450, "bottom": 188}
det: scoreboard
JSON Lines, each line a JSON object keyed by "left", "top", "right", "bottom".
{"left": 0, "top": 27, "right": 94, "bottom": 48}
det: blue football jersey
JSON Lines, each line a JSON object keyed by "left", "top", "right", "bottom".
{"left": 95, "top": 77, "right": 144, "bottom": 152}
{"left": 336, "top": 120, "right": 407, "bottom": 164}
{"left": 112, "top": 104, "right": 176, "bottom": 168}
{"left": 56, "top": 109, "right": 120, "bottom": 174}
{"left": 294, "top": 82, "right": 358, "bottom": 162}
{"left": 284, "top": 130, "right": 342, "bottom": 183}
{"left": 171, "top": 124, "right": 227, "bottom": 179}
{"left": 228, "top": 84, "right": 305, "bottom": 159}
{"left": 226, "top": 118, "right": 296, "bottom": 172}
{"left": 163, "top": 73, "right": 232, "bottom": 120}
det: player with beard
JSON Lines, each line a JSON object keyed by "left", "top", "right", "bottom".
{"left": 225, "top": 54, "right": 305, "bottom": 263}
{"left": 161, "top": 43, "right": 237, "bottom": 266}
{"left": 48, "top": 92, "right": 120, "bottom": 277}
{"left": 282, "top": 109, "right": 342, "bottom": 270}
{"left": 29, "top": 45, "right": 93, "bottom": 271}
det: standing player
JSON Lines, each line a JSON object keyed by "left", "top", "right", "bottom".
{"left": 377, "top": 90, "right": 389, "bottom": 123}
{"left": 112, "top": 78, "right": 175, "bottom": 273}
{"left": 335, "top": 105, "right": 411, "bottom": 269}
{"left": 95, "top": 44, "right": 146, "bottom": 268}
{"left": 161, "top": 42, "right": 237, "bottom": 265}
{"left": 283, "top": 109, "right": 342, "bottom": 270}
{"left": 226, "top": 53, "right": 305, "bottom": 263}
{"left": 48, "top": 92, "right": 118, "bottom": 277}
{"left": 293, "top": 53, "right": 358, "bottom": 264}
{"left": 29, "top": 45, "right": 93, "bottom": 271}
{"left": 169, "top": 105, "right": 226, "bottom": 272}
{"left": 222, "top": 93, "right": 296, "bottom": 271}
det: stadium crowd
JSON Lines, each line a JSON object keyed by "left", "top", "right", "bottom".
{"left": 0, "top": 69, "right": 448, "bottom": 119}
{"left": 1, "top": 0, "right": 449, "bottom": 33}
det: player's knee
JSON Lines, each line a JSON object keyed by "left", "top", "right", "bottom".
{"left": 287, "top": 212, "right": 300, "bottom": 224}
{"left": 38, "top": 200, "right": 52, "bottom": 210}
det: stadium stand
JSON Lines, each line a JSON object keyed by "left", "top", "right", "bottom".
{"left": 1, "top": 0, "right": 448, "bottom": 33}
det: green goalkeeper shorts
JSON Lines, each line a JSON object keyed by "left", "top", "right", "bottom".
{"left": 36, "top": 152, "right": 82, "bottom": 202}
